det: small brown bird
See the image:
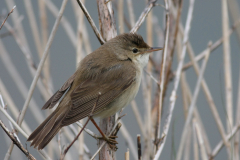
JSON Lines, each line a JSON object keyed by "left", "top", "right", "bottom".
{"left": 27, "top": 33, "right": 162, "bottom": 149}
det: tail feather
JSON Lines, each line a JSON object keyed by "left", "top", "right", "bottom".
{"left": 27, "top": 107, "right": 67, "bottom": 150}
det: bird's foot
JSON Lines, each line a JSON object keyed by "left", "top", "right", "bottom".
{"left": 98, "top": 135, "right": 118, "bottom": 151}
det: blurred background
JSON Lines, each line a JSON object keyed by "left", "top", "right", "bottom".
{"left": 0, "top": 0, "right": 240, "bottom": 160}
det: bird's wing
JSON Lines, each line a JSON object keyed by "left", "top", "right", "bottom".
{"left": 61, "top": 62, "right": 136, "bottom": 126}
{"left": 42, "top": 72, "right": 77, "bottom": 109}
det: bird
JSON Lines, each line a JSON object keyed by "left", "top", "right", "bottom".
{"left": 27, "top": 33, "right": 162, "bottom": 150}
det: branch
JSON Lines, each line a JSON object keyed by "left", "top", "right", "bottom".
{"left": 0, "top": 5, "right": 16, "bottom": 30}
{"left": 0, "top": 120, "right": 36, "bottom": 160}
{"left": 20, "top": 0, "right": 68, "bottom": 126}
{"left": 153, "top": 0, "right": 195, "bottom": 158}
{"left": 76, "top": 0, "right": 105, "bottom": 44}
{"left": 130, "top": 0, "right": 157, "bottom": 33}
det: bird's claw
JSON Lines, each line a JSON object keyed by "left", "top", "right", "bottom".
{"left": 98, "top": 135, "right": 118, "bottom": 150}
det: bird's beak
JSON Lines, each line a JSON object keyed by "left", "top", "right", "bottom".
{"left": 138, "top": 47, "right": 163, "bottom": 55}
{"left": 146, "top": 47, "right": 163, "bottom": 53}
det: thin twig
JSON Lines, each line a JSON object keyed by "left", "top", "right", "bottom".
{"left": 126, "top": 0, "right": 135, "bottom": 28}
{"left": 131, "top": 100, "right": 146, "bottom": 138}
{"left": 176, "top": 41, "right": 210, "bottom": 160}
{"left": 155, "top": 0, "right": 170, "bottom": 149}
{"left": 186, "top": 38, "right": 230, "bottom": 149}
{"left": 137, "top": 134, "right": 142, "bottom": 160}
{"left": 153, "top": 0, "right": 195, "bottom": 158}
{"left": 0, "top": 120, "right": 36, "bottom": 160}
{"left": 130, "top": 0, "right": 157, "bottom": 33}
{"left": 20, "top": 0, "right": 68, "bottom": 126}
{"left": 0, "top": 5, "right": 16, "bottom": 30}
{"left": 194, "top": 119, "right": 208, "bottom": 160}
{"left": 235, "top": 58, "right": 240, "bottom": 160}
{"left": 23, "top": 0, "right": 43, "bottom": 59}
{"left": 76, "top": 0, "right": 105, "bottom": 44}
{"left": 211, "top": 124, "right": 240, "bottom": 158}
{"left": 0, "top": 104, "right": 51, "bottom": 160}
{"left": 181, "top": 19, "right": 240, "bottom": 71}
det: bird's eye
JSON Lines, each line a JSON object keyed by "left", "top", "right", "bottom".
{"left": 132, "top": 48, "right": 138, "bottom": 53}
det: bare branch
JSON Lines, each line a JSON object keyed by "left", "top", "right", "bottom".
{"left": 0, "top": 120, "right": 36, "bottom": 160}
{"left": 20, "top": 0, "right": 68, "bottom": 126}
{"left": 130, "top": 0, "right": 157, "bottom": 33}
{"left": 0, "top": 5, "right": 15, "bottom": 30}
{"left": 76, "top": 0, "right": 105, "bottom": 44}
{"left": 154, "top": 0, "right": 195, "bottom": 158}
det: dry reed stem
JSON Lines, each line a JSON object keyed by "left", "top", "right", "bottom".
{"left": 194, "top": 119, "right": 208, "bottom": 160}
{"left": 126, "top": 0, "right": 135, "bottom": 28}
{"left": 0, "top": 104, "right": 51, "bottom": 160}
{"left": 3, "top": 22, "right": 51, "bottom": 101}
{"left": 119, "top": 120, "right": 138, "bottom": 159}
{"left": 153, "top": 0, "right": 195, "bottom": 159}
{"left": 118, "top": 0, "right": 124, "bottom": 34}
{"left": 1, "top": 95, "right": 20, "bottom": 160}
{"left": 187, "top": 40, "right": 230, "bottom": 151}
{"left": 21, "top": 0, "right": 68, "bottom": 126}
{"left": 235, "top": 64, "right": 240, "bottom": 160}
{"left": 23, "top": 0, "right": 43, "bottom": 59}
{"left": 228, "top": 0, "right": 240, "bottom": 43}
{"left": 0, "top": 79, "right": 31, "bottom": 135}
{"left": 0, "top": 40, "right": 45, "bottom": 123}
{"left": 211, "top": 124, "right": 240, "bottom": 158}
{"left": 176, "top": 41, "right": 210, "bottom": 160}
{"left": 183, "top": 126, "right": 191, "bottom": 160}
{"left": 130, "top": 0, "right": 157, "bottom": 33}
{"left": 0, "top": 5, "right": 15, "bottom": 30}
{"left": 63, "top": 125, "right": 92, "bottom": 158}
{"left": 222, "top": 0, "right": 233, "bottom": 136}
{"left": 96, "top": 0, "right": 117, "bottom": 159}
{"left": 76, "top": 122, "right": 99, "bottom": 138}
{"left": 131, "top": 100, "right": 146, "bottom": 138}
{"left": 125, "top": 149, "right": 129, "bottom": 160}
{"left": 38, "top": 0, "right": 52, "bottom": 96}
{"left": 76, "top": 0, "right": 105, "bottom": 44}
{"left": 182, "top": 19, "right": 240, "bottom": 71}
{"left": 43, "top": 0, "right": 77, "bottom": 48}
{"left": 192, "top": 124, "right": 198, "bottom": 160}
{"left": 145, "top": 1, "right": 153, "bottom": 157}
{"left": 5, "top": 0, "right": 30, "bottom": 54}
{"left": 155, "top": 0, "right": 170, "bottom": 147}
{"left": 137, "top": 135, "right": 142, "bottom": 160}
{"left": 0, "top": 120, "right": 36, "bottom": 160}
{"left": 178, "top": 39, "right": 212, "bottom": 155}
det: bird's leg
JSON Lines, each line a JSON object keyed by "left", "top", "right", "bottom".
{"left": 90, "top": 117, "right": 118, "bottom": 149}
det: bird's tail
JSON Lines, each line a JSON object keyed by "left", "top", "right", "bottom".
{"left": 27, "top": 107, "right": 67, "bottom": 150}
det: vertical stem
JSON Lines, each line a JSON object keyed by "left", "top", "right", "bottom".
{"left": 222, "top": 0, "right": 233, "bottom": 135}
{"left": 145, "top": 0, "right": 153, "bottom": 157}
{"left": 118, "top": 0, "right": 124, "bottom": 34}
{"left": 96, "top": 0, "right": 117, "bottom": 159}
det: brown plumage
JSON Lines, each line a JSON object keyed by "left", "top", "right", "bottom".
{"left": 27, "top": 33, "right": 162, "bottom": 149}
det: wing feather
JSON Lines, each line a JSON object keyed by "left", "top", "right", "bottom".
{"left": 61, "top": 62, "right": 136, "bottom": 126}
